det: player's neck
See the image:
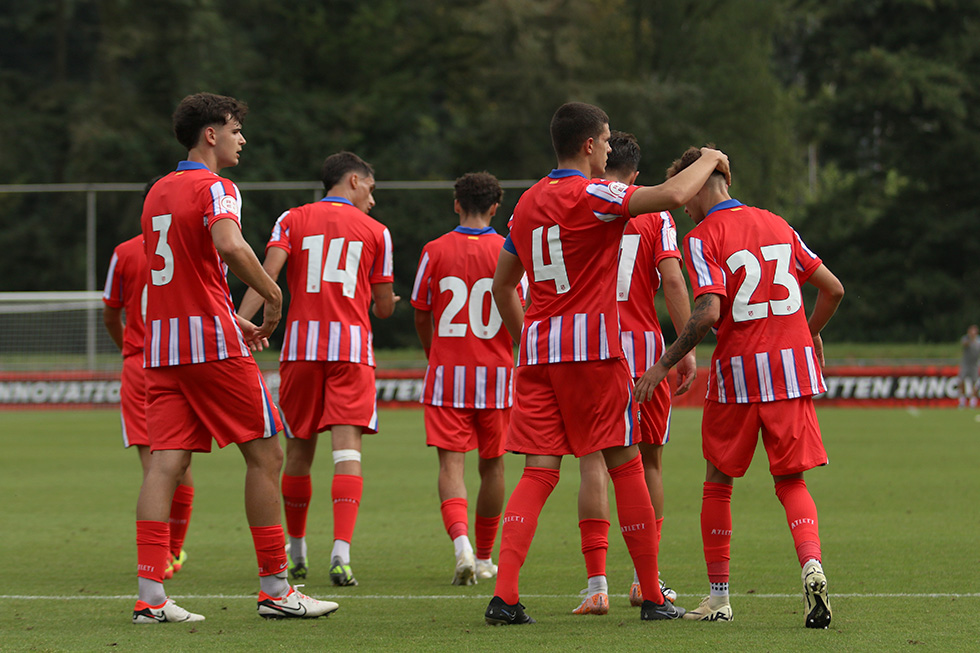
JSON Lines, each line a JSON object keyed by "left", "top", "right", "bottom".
{"left": 555, "top": 155, "right": 592, "bottom": 178}
{"left": 459, "top": 214, "right": 491, "bottom": 230}
{"left": 186, "top": 149, "right": 223, "bottom": 173}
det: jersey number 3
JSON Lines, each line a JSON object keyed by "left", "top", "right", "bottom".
{"left": 726, "top": 243, "right": 802, "bottom": 322}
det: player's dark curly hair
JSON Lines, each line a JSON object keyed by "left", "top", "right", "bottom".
{"left": 321, "top": 151, "right": 374, "bottom": 191}
{"left": 666, "top": 143, "right": 724, "bottom": 181}
{"left": 550, "top": 102, "right": 609, "bottom": 161}
{"left": 172, "top": 93, "right": 248, "bottom": 151}
{"left": 454, "top": 171, "right": 503, "bottom": 215}
{"left": 606, "top": 131, "right": 641, "bottom": 176}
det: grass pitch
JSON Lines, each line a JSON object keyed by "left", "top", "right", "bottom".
{"left": 0, "top": 407, "right": 978, "bottom": 651}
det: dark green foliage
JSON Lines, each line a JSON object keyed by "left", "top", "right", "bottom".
{"left": 1, "top": 0, "right": 973, "bottom": 342}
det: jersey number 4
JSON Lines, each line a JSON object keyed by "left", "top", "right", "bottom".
{"left": 438, "top": 276, "right": 503, "bottom": 339}
{"left": 531, "top": 225, "right": 570, "bottom": 294}
{"left": 302, "top": 235, "right": 363, "bottom": 298}
{"left": 726, "top": 243, "right": 802, "bottom": 322}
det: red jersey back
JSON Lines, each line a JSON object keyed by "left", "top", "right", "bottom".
{"left": 141, "top": 161, "right": 250, "bottom": 368}
{"left": 684, "top": 200, "right": 825, "bottom": 403}
{"left": 410, "top": 226, "right": 515, "bottom": 409}
{"left": 506, "top": 170, "right": 639, "bottom": 366}
{"left": 102, "top": 234, "right": 147, "bottom": 359}
{"left": 267, "top": 197, "right": 394, "bottom": 366}
{"left": 617, "top": 211, "right": 682, "bottom": 378}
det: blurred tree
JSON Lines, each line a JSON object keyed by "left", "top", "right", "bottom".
{"left": 792, "top": 0, "right": 980, "bottom": 341}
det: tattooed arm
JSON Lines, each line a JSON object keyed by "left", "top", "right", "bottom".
{"left": 634, "top": 293, "right": 721, "bottom": 403}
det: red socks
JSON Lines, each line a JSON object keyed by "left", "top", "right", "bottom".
{"left": 608, "top": 455, "right": 663, "bottom": 604}
{"left": 168, "top": 484, "right": 194, "bottom": 558}
{"left": 250, "top": 525, "right": 288, "bottom": 576}
{"left": 474, "top": 513, "right": 500, "bottom": 560}
{"left": 701, "top": 482, "right": 733, "bottom": 583}
{"left": 494, "top": 467, "right": 560, "bottom": 604}
{"left": 282, "top": 474, "right": 312, "bottom": 538}
{"left": 136, "top": 520, "right": 169, "bottom": 582}
{"left": 774, "top": 478, "right": 822, "bottom": 565}
{"left": 332, "top": 474, "right": 363, "bottom": 544}
{"left": 579, "top": 518, "right": 609, "bottom": 579}
{"left": 441, "top": 497, "right": 469, "bottom": 541}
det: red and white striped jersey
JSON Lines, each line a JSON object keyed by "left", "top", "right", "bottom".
{"left": 684, "top": 199, "right": 825, "bottom": 403}
{"left": 267, "top": 196, "right": 394, "bottom": 366}
{"left": 411, "top": 226, "right": 516, "bottom": 409}
{"left": 141, "top": 161, "right": 251, "bottom": 368}
{"left": 103, "top": 234, "right": 147, "bottom": 359}
{"left": 617, "top": 211, "right": 682, "bottom": 378}
{"left": 504, "top": 169, "right": 640, "bottom": 366}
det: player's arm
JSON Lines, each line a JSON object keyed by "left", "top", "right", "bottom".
{"left": 414, "top": 308, "right": 433, "bottom": 359}
{"left": 102, "top": 305, "right": 124, "bottom": 351}
{"left": 635, "top": 293, "right": 720, "bottom": 403}
{"left": 804, "top": 263, "right": 845, "bottom": 366}
{"left": 492, "top": 248, "right": 526, "bottom": 344}
{"left": 658, "top": 257, "right": 697, "bottom": 394}
{"left": 211, "top": 218, "right": 282, "bottom": 340}
{"left": 239, "top": 246, "right": 288, "bottom": 322}
{"left": 627, "top": 148, "right": 730, "bottom": 216}
{"left": 371, "top": 283, "right": 400, "bottom": 319}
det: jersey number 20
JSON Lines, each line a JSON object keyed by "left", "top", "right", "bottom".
{"left": 438, "top": 276, "right": 503, "bottom": 339}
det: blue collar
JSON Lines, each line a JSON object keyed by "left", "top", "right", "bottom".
{"left": 176, "top": 160, "right": 209, "bottom": 172}
{"left": 320, "top": 196, "right": 354, "bottom": 206}
{"left": 547, "top": 169, "right": 587, "bottom": 180}
{"left": 454, "top": 226, "right": 496, "bottom": 236}
{"left": 706, "top": 198, "right": 744, "bottom": 217}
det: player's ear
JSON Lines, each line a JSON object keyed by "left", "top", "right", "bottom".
{"left": 629, "top": 171, "right": 640, "bottom": 185}
{"left": 488, "top": 202, "right": 499, "bottom": 217}
{"left": 453, "top": 199, "right": 463, "bottom": 216}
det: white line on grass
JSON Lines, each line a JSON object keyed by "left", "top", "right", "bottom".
{"left": 3, "top": 593, "right": 979, "bottom": 601}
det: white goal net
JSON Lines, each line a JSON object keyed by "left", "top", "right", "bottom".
{"left": 0, "top": 292, "right": 121, "bottom": 372}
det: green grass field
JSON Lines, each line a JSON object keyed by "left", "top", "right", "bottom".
{"left": 1, "top": 407, "right": 978, "bottom": 651}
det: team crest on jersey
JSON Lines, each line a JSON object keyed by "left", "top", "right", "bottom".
{"left": 218, "top": 194, "right": 239, "bottom": 216}
{"left": 607, "top": 181, "right": 629, "bottom": 198}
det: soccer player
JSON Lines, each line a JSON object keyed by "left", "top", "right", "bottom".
{"left": 957, "top": 324, "right": 980, "bottom": 408}
{"left": 635, "top": 146, "right": 844, "bottom": 628}
{"left": 410, "top": 172, "right": 516, "bottom": 586}
{"left": 134, "top": 92, "right": 337, "bottom": 623}
{"left": 484, "top": 102, "right": 729, "bottom": 625}
{"left": 571, "top": 132, "right": 698, "bottom": 615}
{"left": 239, "top": 151, "right": 397, "bottom": 587}
{"left": 103, "top": 177, "right": 195, "bottom": 581}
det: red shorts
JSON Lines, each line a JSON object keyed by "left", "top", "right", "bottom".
{"left": 424, "top": 404, "right": 508, "bottom": 458}
{"left": 507, "top": 359, "right": 637, "bottom": 458}
{"left": 701, "top": 396, "right": 828, "bottom": 477}
{"left": 145, "top": 356, "right": 283, "bottom": 453}
{"left": 120, "top": 354, "right": 148, "bottom": 447}
{"left": 636, "top": 376, "right": 671, "bottom": 446}
{"left": 279, "top": 361, "right": 378, "bottom": 438}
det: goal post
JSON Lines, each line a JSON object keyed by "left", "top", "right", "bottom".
{"left": 0, "top": 291, "right": 118, "bottom": 372}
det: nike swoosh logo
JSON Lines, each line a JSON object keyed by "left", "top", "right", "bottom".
{"left": 263, "top": 601, "right": 307, "bottom": 616}
{"left": 500, "top": 609, "right": 514, "bottom": 618}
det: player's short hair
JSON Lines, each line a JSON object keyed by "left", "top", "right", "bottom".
{"left": 550, "top": 102, "right": 609, "bottom": 161}
{"left": 321, "top": 151, "right": 375, "bottom": 191}
{"left": 172, "top": 93, "right": 248, "bottom": 151}
{"left": 666, "top": 143, "right": 726, "bottom": 182}
{"left": 606, "top": 131, "right": 641, "bottom": 176}
{"left": 454, "top": 171, "right": 503, "bottom": 216}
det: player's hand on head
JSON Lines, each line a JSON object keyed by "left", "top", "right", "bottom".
{"left": 701, "top": 147, "right": 731, "bottom": 186}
